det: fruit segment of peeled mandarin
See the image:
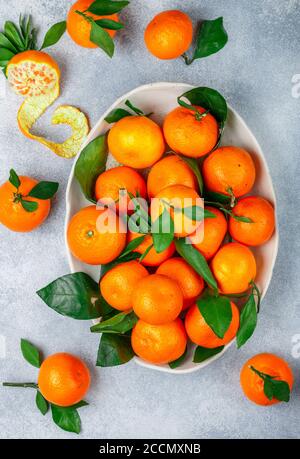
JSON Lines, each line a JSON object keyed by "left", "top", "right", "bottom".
{"left": 7, "top": 51, "right": 89, "bottom": 159}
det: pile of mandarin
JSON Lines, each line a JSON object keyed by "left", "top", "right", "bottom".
{"left": 67, "top": 103, "right": 275, "bottom": 366}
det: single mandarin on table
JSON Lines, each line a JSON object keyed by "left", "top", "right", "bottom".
{"left": 185, "top": 302, "right": 239, "bottom": 348}
{"left": 202, "top": 146, "right": 256, "bottom": 197}
{"left": 0, "top": 176, "right": 50, "bottom": 232}
{"left": 67, "top": 205, "right": 126, "bottom": 265}
{"left": 211, "top": 242, "right": 257, "bottom": 294}
{"left": 147, "top": 155, "right": 198, "bottom": 198}
{"left": 157, "top": 257, "right": 204, "bottom": 310}
{"left": 153, "top": 184, "right": 202, "bottom": 237}
{"left": 132, "top": 274, "right": 183, "bottom": 325}
{"left": 100, "top": 260, "right": 149, "bottom": 311}
{"left": 229, "top": 196, "right": 275, "bottom": 246}
{"left": 189, "top": 206, "right": 227, "bottom": 260}
{"left": 67, "top": 0, "right": 119, "bottom": 48}
{"left": 127, "top": 231, "right": 175, "bottom": 266}
{"left": 131, "top": 319, "right": 187, "bottom": 364}
{"left": 144, "top": 10, "right": 193, "bottom": 60}
{"left": 108, "top": 115, "right": 165, "bottom": 169}
{"left": 240, "top": 353, "right": 294, "bottom": 406}
{"left": 38, "top": 353, "right": 90, "bottom": 407}
{"left": 163, "top": 106, "right": 219, "bottom": 158}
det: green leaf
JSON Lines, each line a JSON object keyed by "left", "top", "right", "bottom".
{"left": 175, "top": 238, "right": 217, "bottom": 290}
{"left": 177, "top": 156, "right": 203, "bottom": 195}
{"left": 169, "top": 348, "right": 187, "bottom": 369}
{"left": 152, "top": 208, "right": 174, "bottom": 253}
{"left": 193, "top": 345, "right": 224, "bottom": 363}
{"left": 119, "top": 235, "right": 145, "bottom": 258}
{"left": 0, "top": 47, "right": 14, "bottom": 62}
{"left": 0, "top": 32, "right": 18, "bottom": 53}
{"left": 95, "top": 18, "right": 124, "bottom": 30}
{"left": 178, "top": 87, "right": 227, "bottom": 127}
{"left": 96, "top": 334, "right": 134, "bottom": 367}
{"left": 91, "top": 311, "right": 138, "bottom": 334}
{"left": 138, "top": 243, "right": 153, "bottom": 263}
{"left": 9, "top": 169, "right": 20, "bottom": 189}
{"left": 74, "top": 134, "right": 108, "bottom": 203}
{"left": 20, "top": 338, "right": 41, "bottom": 368}
{"left": 51, "top": 404, "right": 81, "bottom": 434}
{"left": 40, "top": 21, "right": 66, "bottom": 50}
{"left": 180, "top": 205, "right": 204, "bottom": 221}
{"left": 90, "top": 21, "right": 114, "bottom": 57}
{"left": 21, "top": 199, "right": 38, "bottom": 212}
{"left": 4, "top": 21, "right": 25, "bottom": 50}
{"left": 231, "top": 213, "right": 253, "bottom": 223}
{"left": 204, "top": 190, "right": 232, "bottom": 206}
{"left": 99, "top": 236, "right": 145, "bottom": 278}
{"left": 178, "top": 87, "right": 227, "bottom": 150}
{"left": 125, "top": 99, "right": 144, "bottom": 116}
{"left": 28, "top": 181, "right": 59, "bottom": 200}
{"left": 36, "top": 391, "right": 49, "bottom": 415}
{"left": 88, "top": 0, "right": 130, "bottom": 15}
{"left": 192, "top": 17, "right": 228, "bottom": 61}
{"left": 250, "top": 366, "right": 290, "bottom": 403}
{"left": 197, "top": 292, "right": 232, "bottom": 339}
{"left": 104, "top": 108, "right": 132, "bottom": 123}
{"left": 36, "top": 272, "right": 113, "bottom": 320}
{"left": 236, "top": 294, "right": 257, "bottom": 348}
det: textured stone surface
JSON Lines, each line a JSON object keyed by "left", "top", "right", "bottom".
{"left": 0, "top": 0, "right": 299, "bottom": 439}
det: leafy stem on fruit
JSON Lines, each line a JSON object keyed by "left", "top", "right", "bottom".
{"left": 250, "top": 280, "right": 261, "bottom": 312}
{"left": 177, "top": 95, "right": 209, "bottom": 121}
{"left": 249, "top": 366, "right": 290, "bottom": 402}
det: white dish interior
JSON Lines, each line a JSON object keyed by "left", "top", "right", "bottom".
{"left": 65, "top": 82, "right": 278, "bottom": 374}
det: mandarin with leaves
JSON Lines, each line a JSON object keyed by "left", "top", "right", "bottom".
{"left": 132, "top": 318, "right": 187, "bottom": 364}
{"left": 67, "top": 205, "right": 126, "bottom": 265}
{"left": 67, "top": 0, "right": 119, "bottom": 48}
{"left": 240, "top": 353, "right": 293, "bottom": 406}
{"left": 185, "top": 301, "right": 239, "bottom": 348}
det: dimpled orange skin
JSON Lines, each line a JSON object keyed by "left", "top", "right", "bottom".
{"left": 190, "top": 206, "right": 228, "bottom": 260}
{"left": 211, "top": 242, "right": 257, "bottom": 294}
{"left": 108, "top": 116, "right": 165, "bottom": 169}
{"left": 163, "top": 106, "right": 219, "bottom": 158}
{"left": 229, "top": 196, "right": 275, "bottom": 246}
{"left": 185, "top": 302, "right": 239, "bottom": 348}
{"left": 202, "top": 146, "right": 256, "bottom": 197}
{"left": 67, "top": 0, "right": 118, "bottom": 48}
{"left": 157, "top": 257, "right": 204, "bottom": 310}
{"left": 153, "top": 184, "right": 202, "bottom": 237}
{"left": 100, "top": 260, "right": 149, "bottom": 311}
{"left": 67, "top": 205, "right": 126, "bottom": 265}
{"left": 95, "top": 166, "right": 147, "bottom": 210}
{"left": 144, "top": 10, "right": 193, "bottom": 60}
{"left": 0, "top": 177, "right": 50, "bottom": 232}
{"left": 147, "top": 155, "right": 198, "bottom": 198}
{"left": 132, "top": 274, "right": 183, "bottom": 325}
{"left": 127, "top": 231, "right": 175, "bottom": 267}
{"left": 240, "top": 353, "right": 294, "bottom": 406}
{"left": 38, "top": 353, "right": 90, "bottom": 407}
{"left": 131, "top": 319, "right": 187, "bottom": 364}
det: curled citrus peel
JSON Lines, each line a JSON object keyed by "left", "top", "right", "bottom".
{"left": 7, "top": 50, "right": 89, "bottom": 159}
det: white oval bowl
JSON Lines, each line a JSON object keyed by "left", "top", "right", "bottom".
{"left": 65, "top": 82, "right": 278, "bottom": 374}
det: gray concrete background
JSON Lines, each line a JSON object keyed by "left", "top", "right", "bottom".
{"left": 0, "top": 0, "right": 299, "bottom": 439}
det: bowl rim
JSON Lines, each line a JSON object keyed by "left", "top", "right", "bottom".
{"left": 64, "top": 81, "right": 279, "bottom": 374}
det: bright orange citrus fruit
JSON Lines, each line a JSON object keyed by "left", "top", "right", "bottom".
{"left": 127, "top": 231, "right": 175, "bottom": 267}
